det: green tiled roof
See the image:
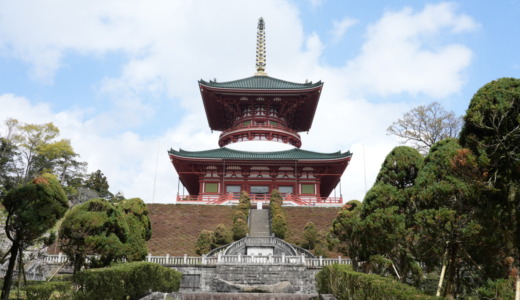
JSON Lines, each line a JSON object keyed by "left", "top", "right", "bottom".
{"left": 169, "top": 147, "right": 351, "bottom": 160}
{"left": 199, "top": 75, "right": 323, "bottom": 90}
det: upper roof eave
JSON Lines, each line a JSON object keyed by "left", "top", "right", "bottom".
{"left": 198, "top": 75, "right": 323, "bottom": 91}
{"left": 168, "top": 147, "right": 352, "bottom": 161}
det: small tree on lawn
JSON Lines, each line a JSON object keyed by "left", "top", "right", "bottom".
{"left": 59, "top": 198, "right": 129, "bottom": 274}
{"left": 1, "top": 174, "right": 68, "bottom": 300}
{"left": 195, "top": 230, "right": 215, "bottom": 255}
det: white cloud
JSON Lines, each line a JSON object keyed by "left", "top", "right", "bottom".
{"left": 0, "top": 2, "right": 477, "bottom": 203}
{"left": 331, "top": 18, "right": 358, "bottom": 43}
{"left": 344, "top": 3, "right": 477, "bottom": 98}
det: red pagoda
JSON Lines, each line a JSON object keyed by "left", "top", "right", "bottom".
{"left": 169, "top": 18, "right": 352, "bottom": 206}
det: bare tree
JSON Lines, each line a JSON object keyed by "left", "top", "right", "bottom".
{"left": 387, "top": 102, "right": 462, "bottom": 154}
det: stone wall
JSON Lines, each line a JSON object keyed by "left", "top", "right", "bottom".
{"left": 172, "top": 264, "right": 320, "bottom": 294}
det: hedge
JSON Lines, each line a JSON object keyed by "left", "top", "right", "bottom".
{"left": 73, "top": 261, "right": 181, "bottom": 300}
{"left": 316, "top": 264, "right": 441, "bottom": 300}
{"left": 25, "top": 281, "right": 72, "bottom": 300}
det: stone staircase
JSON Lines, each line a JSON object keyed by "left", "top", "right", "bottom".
{"left": 249, "top": 209, "right": 270, "bottom": 237}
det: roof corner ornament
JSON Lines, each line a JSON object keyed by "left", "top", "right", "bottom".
{"left": 255, "top": 17, "right": 267, "bottom": 76}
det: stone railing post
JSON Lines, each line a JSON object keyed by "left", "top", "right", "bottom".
{"left": 58, "top": 252, "right": 62, "bottom": 263}
{"left": 282, "top": 253, "right": 285, "bottom": 264}
{"left": 338, "top": 256, "right": 342, "bottom": 264}
{"left": 319, "top": 256, "right": 323, "bottom": 266}
{"left": 147, "top": 253, "right": 152, "bottom": 262}
{"left": 183, "top": 254, "right": 187, "bottom": 264}
{"left": 218, "top": 253, "right": 222, "bottom": 263}
{"left": 165, "top": 254, "right": 170, "bottom": 264}
{"left": 301, "top": 253, "right": 306, "bottom": 265}
{"left": 202, "top": 255, "right": 206, "bottom": 265}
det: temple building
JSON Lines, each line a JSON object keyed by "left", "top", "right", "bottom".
{"left": 169, "top": 18, "right": 352, "bottom": 206}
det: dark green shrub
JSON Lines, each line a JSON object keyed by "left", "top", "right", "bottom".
{"left": 214, "top": 223, "right": 232, "bottom": 247}
{"left": 232, "top": 218, "right": 248, "bottom": 240}
{"left": 25, "top": 281, "right": 72, "bottom": 300}
{"left": 195, "top": 230, "right": 215, "bottom": 255}
{"left": 316, "top": 264, "right": 440, "bottom": 300}
{"left": 476, "top": 278, "right": 515, "bottom": 300}
{"left": 233, "top": 210, "right": 247, "bottom": 222}
{"left": 73, "top": 261, "right": 181, "bottom": 300}
{"left": 271, "top": 213, "right": 286, "bottom": 239}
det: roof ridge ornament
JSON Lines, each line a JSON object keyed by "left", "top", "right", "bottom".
{"left": 255, "top": 17, "right": 267, "bottom": 76}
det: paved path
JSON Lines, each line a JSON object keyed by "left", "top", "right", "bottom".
{"left": 249, "top": 209, "right": 270, "bottom": 237}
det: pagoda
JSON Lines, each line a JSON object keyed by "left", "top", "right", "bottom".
{"left": 169, "top": 18, "right": 352, "bottom": 206}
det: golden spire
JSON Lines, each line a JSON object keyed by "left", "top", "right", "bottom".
{"left": 255, "top": 17, "right": 267, "bottom": 76}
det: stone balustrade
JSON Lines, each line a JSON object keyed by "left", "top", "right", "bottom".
{"left": 43, "top": 253, "right": 350, "bottom": 268}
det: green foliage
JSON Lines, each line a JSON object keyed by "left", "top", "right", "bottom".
{"left": 3, "top": 174, "right": 69, "bottom": 244}
{"left": 1, "top": 174, "right": 69, "bottom": 300}
{"left": 376, "top": 146, "right": 424, "bottom": 189}
{"left": 328, "top": 205, "right": 366, "bottom": 271}
{"left": 84, "top": 170, "right": 111, "bottom": 199}
{"left": 213, "top": 223, "right": 232, "bottom": 247}
{"left": 231, "top": 191, "right": 250, "bottom": 241}
{"left": 59, "top": 198, "right": 129, "bottom": 273}
{"left": 460, "top": 77, "right": 520, "bottom": 283}
{"left": 269, "top": 189, "right": 287, "bottom": 239}
{"left": 476, "top": 278, "right": 515, "bottom": 300}
{"left": 25, "top": 281, "right": 72, "bottom": 300}
{"left": 232, "top": 218, "right": 248, "bottom": 241}
{"left": 233, "top": 210, "right": 247, "bottom": 222}
{"left": 120, "top": 197, "right": 152, "bottom": 261}
{"left": 302, "top": 222, "right": 319, "bottom": 250}
{"left": 73, "top": 262, "right": 181, "bottom": 300}
{"left": 0, "top": 119, "right": 86, "bottom": 191}
{"left": 316, "top": 264, "right": 439, "bottom": 300}
{"left": 195, "top": 230, "right": 215, "bottom": 255}
{"left": 271, "top": 213, "right": 287, "bottom": 239}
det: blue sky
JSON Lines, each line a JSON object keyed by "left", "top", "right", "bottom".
{"left": 1, "top": 0, "right": 519, "bottom": 203}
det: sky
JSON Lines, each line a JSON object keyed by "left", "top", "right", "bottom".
{"left": 0, "top": 0, "right": 519, "bottom": 203}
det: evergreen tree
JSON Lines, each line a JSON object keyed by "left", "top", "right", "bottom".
{"left": 1, "top": 174, "right": 68, "bottom": 300}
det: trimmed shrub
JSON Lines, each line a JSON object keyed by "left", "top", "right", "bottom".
{"left": 233, "top": 210, "right": 247, "bottom": 222}
{"left": 214, "top": 223, "right": 232, "bottom": 247}
{"left": 195, "top": 230, "right": 215, "bottom": 255}
{"left": 271, "top": 213, "right": 287, "bottom": 239}
{"left": 73, "top": 261, "right": 181, "bottom": 300}
{"left": 316, "top": 264, "right": 440, "bottom": 300}
{"left": 232, "top": 218, "right": 248, "bottom": 240}
{"left": 25, "top": 281, "right": 72, "bottom": 300}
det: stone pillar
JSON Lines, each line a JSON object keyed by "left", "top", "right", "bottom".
{"left": 166, "top": 253, "right": 170, "bottom": 264}
{"left": 184, "top": 254, "right": 187, "bottom": 264}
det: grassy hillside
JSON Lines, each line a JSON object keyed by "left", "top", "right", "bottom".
{"left": 284, "top": 206, "right": 341, "bottom": 257}
{"left": 146, "top": 204, "right": 235, "bottom": 256}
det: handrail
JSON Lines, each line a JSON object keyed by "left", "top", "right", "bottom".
{"left": 43, "top": 253, "right": 351, "bottom": 268}
{"left": 221, "top": 123, "right": 301, "bottom": 136}
{"left": 177, "top": 194, "right": 343, "bottom": 206}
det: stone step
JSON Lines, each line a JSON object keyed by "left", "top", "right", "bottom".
{"left": 142, "top": 292, "right": 324, "bottom": 300}
{"left": 249, "top": 209, "right": 271, "bottom": 237}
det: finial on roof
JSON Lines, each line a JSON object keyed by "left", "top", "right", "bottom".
{"left": 255, "top": 17, "right": 267, "bottom": 76}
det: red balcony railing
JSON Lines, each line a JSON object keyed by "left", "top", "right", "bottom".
{"left": 176, "top": 193, "right": 343, "bottom": 206}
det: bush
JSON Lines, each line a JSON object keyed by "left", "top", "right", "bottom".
{"left": 476, "top": 278, "right": 515, "bottom": 300}
{"left": 302, "top": 222, "right": 319, "bottom": 250}
{"left": 214, "top": 224, "right": 232, "bottom": 247}
{"left": 271, "top": 213, "right": 287, "bottom": 239}
{"left": 232, "top": 218, "right": 248, "bottom": 240}
{"left": 73, "top": 261, "right": 181, "bottom": 300}
{"left": 195, "top": 230, "right": 215, "bottom": 255}
{"left": 238, "top": 191, "right": 251, "bottom": 215}
{"left": 316, "top": 264, "right": 439, "bottom": 300}
{"left": 25, "top": 281, "right": 72, "bottom": 300}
